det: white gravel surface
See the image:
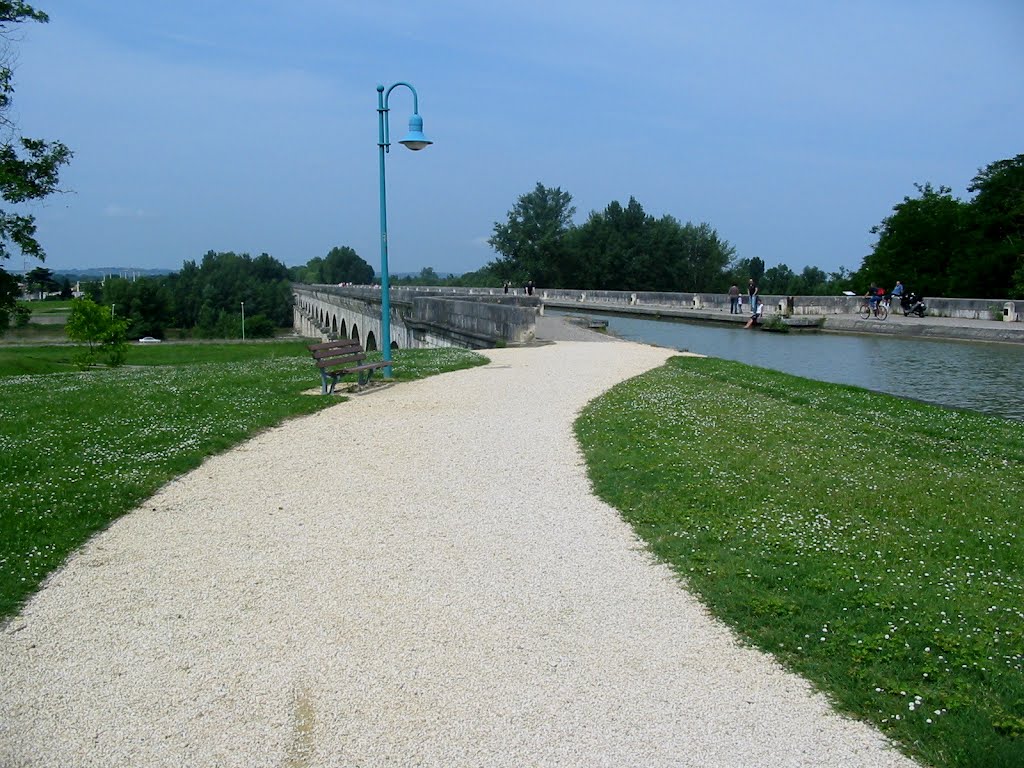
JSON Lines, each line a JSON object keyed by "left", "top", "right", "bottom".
{"left": 0, "top": 340, "right": 918, "bottom": 767}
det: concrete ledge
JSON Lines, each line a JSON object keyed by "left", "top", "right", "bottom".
{"left": 822, "top": 317, "right": 1024, "bottom": 344}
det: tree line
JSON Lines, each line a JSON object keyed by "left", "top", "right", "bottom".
{"left": 469, "top": 154, "right": 1023, "bottom": 300}
{"left": 860, "top": 154, "right": 1024, "bottom": 299}
{"left": 66, "top": 248, "right": 376, "bottom": 340}
{"left": 469, "top": 183, "right": 858, "bottom": 297}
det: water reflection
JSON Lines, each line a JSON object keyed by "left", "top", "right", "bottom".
{"left": 552, "top": 310, "right": 1024, "bottom": 421}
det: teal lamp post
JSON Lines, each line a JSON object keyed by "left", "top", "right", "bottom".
{"left": 377, "top": 81, "right": 432, "bottom": 376}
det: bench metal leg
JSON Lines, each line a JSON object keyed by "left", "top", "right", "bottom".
{"left": 320, "top": 370, "right": 339, "bottom": 395}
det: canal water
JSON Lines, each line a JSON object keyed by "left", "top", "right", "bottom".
{"left": 549, "top": 310, "right": 1024, "bottom": 421}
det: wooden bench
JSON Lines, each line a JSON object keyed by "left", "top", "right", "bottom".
{"left": 307, "top": 339, "right": 391, "bottom": 395}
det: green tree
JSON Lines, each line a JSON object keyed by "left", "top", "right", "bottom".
{"left": 862, "top": 183, "right": 968, "bottom": 297}
{"left": 65, "top": 297, "right": 128, "bottom": 368}
{"left": 488, "top": 182, "right": 575, "bottom": 286}
{"left": 291, "top": 246, "right": 375, "bottom": 285}
{"left": 859, "top": 159, "right": 1024, "bottom": 299}
{"left": 794, "top": 266, "right": 830, "bottom": 295}
{"left": 965, "top": 154, "right": 1024, "bottom": 298}
{"left": 102, "top": 276, "right": 171, "bottom": 339}
{"left": 559, "top": 198, "right": 734, "bottom": 291}
{"left": 760, "top": 263, "right": 797, "bottom": 295}
{"left": 0, "top": 2, "right": 72, "bottom": 264}
{"left": 25, "top": 265, "right": 56, "bottom": 297}
{"left": 449, "top": 264, "right": 501, "bottom": 288}
{"left": 161, "top": 251, "right": 292, "bottom": 337}
{"left": 12, "top": 301, "right": 28, "bottom": 327}
{"left": 0, "top": 265, "right": 17, "bottom": 331}
{"left": 562, "top": 198, "right": 647, "bottom": 289}
{"left": 321, "top": 246, "right": 375, "bottom": 284}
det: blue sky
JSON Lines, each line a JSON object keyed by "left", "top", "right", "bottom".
{"left": 12, "top": 0, "right": 1024, "bottom": 278}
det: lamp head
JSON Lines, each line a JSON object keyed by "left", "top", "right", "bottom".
{"left": 399, "top": 113, "right": 432, "bottom": 151}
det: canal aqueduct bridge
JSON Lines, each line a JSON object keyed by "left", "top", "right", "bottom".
{"left": 294, "top": 284, "right": 1024, "bottom": 348}
{"left": 292, "top": 284, "right": 540, "bottom": 350}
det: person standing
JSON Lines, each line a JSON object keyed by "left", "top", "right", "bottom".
{"left": 728, "top": 284, "right": 740, "bottom": 314}
{"left": 747, "top": 278, "right": 758, "bottom": 310}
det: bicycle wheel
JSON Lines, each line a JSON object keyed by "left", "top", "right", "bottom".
{"left": 876, "top": 304, "right": 888, "bottom": 320}
{"left": 858, "top": 303, "right": 870, "bottom": 320}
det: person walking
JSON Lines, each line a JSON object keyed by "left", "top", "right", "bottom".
{"left": 728, "top": 284, "right": 740, "bottom": 314}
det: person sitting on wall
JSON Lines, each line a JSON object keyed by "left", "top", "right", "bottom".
{"left": 744, "top": 297, "right": 764, "bottom": 329}
{"left": 890, "top": 280, "right": 904, "bottom": 313}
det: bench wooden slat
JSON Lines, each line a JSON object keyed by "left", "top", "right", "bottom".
{"left": 314, "top": 353, "right": 365, "bottom": 368}
{"left": 326, "top": 361, "right": 389, "bottom": 375}
{"left": 308, "top": 340, "right": 362, "bottom": 353}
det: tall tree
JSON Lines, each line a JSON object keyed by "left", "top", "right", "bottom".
{"left": 320, "top": 246, "right": 375, "bottom": 284}
{"left": 558, "top": 198, "right": 735, "bottom": 291}
{"left": 0, "top": 2, "right": 71, "bottom": 261}
{"left": 163, "top": 251, "right": 292, "bottom": 337}
{"left": 24, "top": 265, "right": 55, "bottom": 297}
{"left": 488, "top": 182, "right": 575, "bottom": 286}
{"left": 0, "top": 2, "right": 71, "bottom": 334}
{"left": 965, "top": 154, "right": 1024, "bottom": 298}
{"left": 862, "top": 183, "right": 968, "bottom": 297}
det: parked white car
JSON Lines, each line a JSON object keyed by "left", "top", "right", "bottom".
{"left": 137, "top": 336, "right": 161, "bottom": 344}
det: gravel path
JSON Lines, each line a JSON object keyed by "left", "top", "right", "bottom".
{"left": 0, "top": 340, "right": 917, "bottom": 767}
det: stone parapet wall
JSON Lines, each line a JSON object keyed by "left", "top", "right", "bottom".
{"left": 536, "top": 288, "right": 1021, "bottom": 321}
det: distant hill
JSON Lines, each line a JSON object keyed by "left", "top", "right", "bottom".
{"left": 50, "top": 267, "right": 177, "bottom": 279}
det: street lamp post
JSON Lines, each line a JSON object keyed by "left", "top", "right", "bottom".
{"left": 377, "top": 81, "right": 432, "bottom": 376}
{"left": 241, "top": 301, "right": 245, "bottom": 341}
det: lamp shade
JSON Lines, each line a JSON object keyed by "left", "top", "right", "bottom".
{"left": 399, "top": 113, "right": 432, "bottom": 151}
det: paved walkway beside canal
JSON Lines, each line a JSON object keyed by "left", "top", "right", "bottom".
{"left": 548, "top": 299, "right": 1024, "bottom": 344}
{"left": 821, "top": 311, "right": 1024, "bottom": 343}
{"left": 1, "top": 336, "right": 917, "bottom": 767}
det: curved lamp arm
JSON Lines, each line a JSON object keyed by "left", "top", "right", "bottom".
{"left": 378, "top": 82, "right": 432, "bottom": 153}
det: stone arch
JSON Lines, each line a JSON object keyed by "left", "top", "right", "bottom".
{"left": 351, "top": 324, "right": 360, "bottom": 344}
{"left": 390, "top": 340, "right": 399, "bottom": 351}
{"left": 339, "top": 318, "right": 347, "bottom": 338}
{"left": 365, "top": 331, "right": 377, "bottom": 352}
{"left": 331, "top": 315, "right": 338, "bottom": 335}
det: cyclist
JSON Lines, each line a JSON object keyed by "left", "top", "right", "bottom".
{"left": 865, "top": 283, "right": 883, "bottom": 314}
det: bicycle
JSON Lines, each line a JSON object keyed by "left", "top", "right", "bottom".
{"left": 858, "top": 299, "right": 888, "bottom": 320}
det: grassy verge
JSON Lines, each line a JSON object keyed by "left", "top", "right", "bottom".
{"left": 0, "top": 340, "right": 319, "bottom": 376}
{"left": 0, "top": 344, "right": 488, "bottom": 619}
{"left": 575, "top": 356, "right": 1024, "bottom": 768}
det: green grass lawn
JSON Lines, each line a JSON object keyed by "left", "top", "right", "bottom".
{"left": 0, "top": 340, "right": 323, "bottom": 376}
{"left": 18, "top": 299, "right": 72, "bottom": 314}
{"left": 0, "top": 343, "right": 487, "bottom": 619}
{"left": 576, "top": 356, "right": 1024, "bottom": 768}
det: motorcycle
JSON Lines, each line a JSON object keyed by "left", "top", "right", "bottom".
{"left": 900, "top": 292, "right": 927, "bottom": 318}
